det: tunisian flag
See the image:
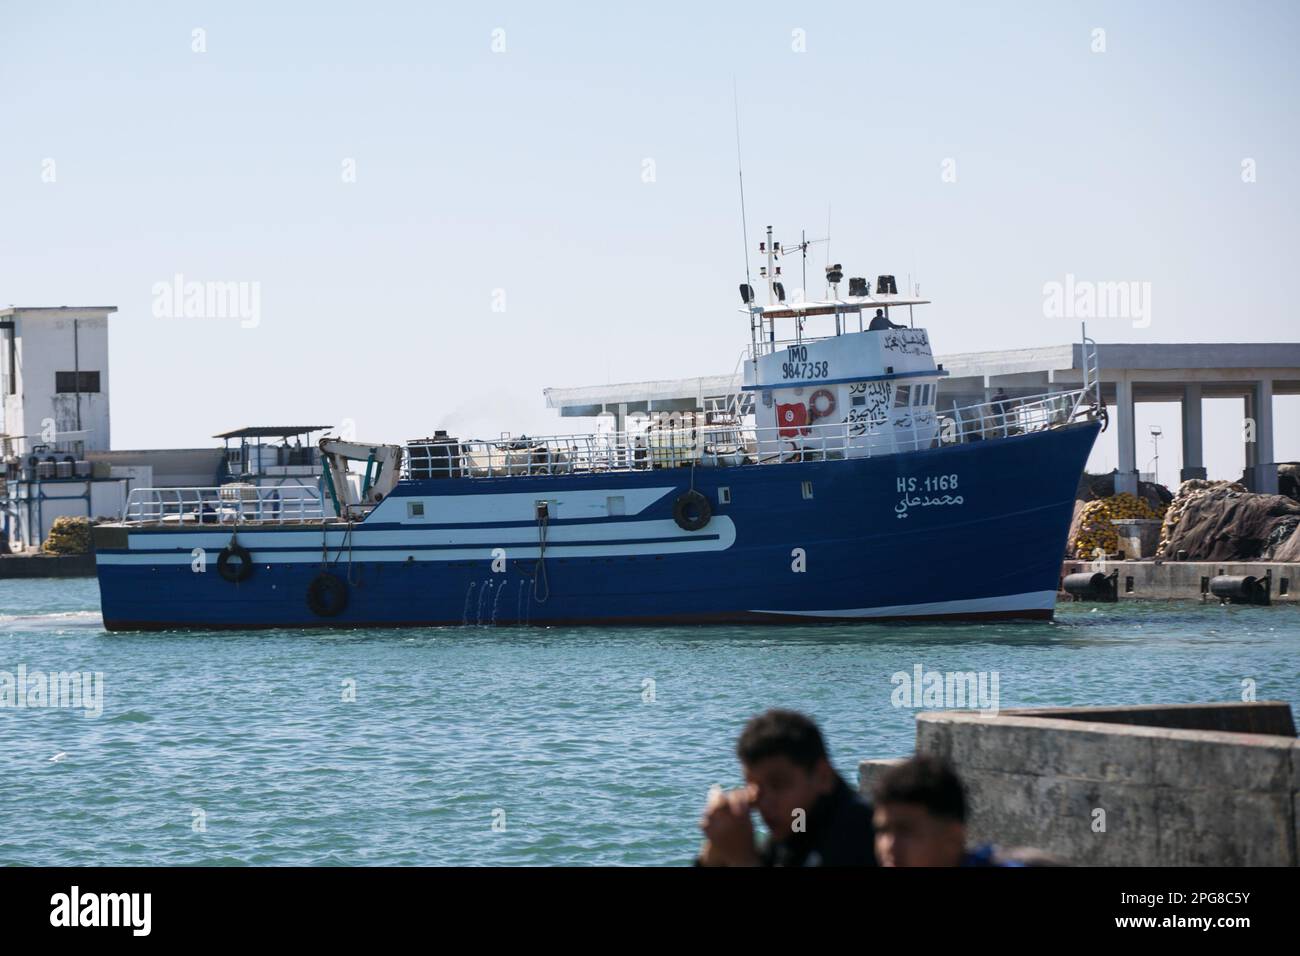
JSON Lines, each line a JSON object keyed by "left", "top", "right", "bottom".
{"left": 777, "top": 402, "right": 810, "bottom": 437}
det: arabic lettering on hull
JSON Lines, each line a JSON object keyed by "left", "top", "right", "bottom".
{"left": 895, "top": 492, "right": 965, "bottom": 519}
{"left": 881, "top": 329, "right": 932, "bottom": 356}
{"left": 894, "top": 411, "right": 936, "bottom": 429}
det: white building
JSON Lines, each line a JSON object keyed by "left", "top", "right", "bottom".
{"left": 1, "top": 306, "right": 126, "bottom": 551}
{"left": 2, "top": 307, "right": 332, "bottom": 551}
{"left": 1, "top": 306, "right": 114, "bottom": 456}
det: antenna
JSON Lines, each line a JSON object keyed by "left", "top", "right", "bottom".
{"left": 778, "top": 229, "right": 829, "bottom": 311}
{"left": 824, "top": 204, "right": 832, "bottom": 271}
{"left": 733, "top": 80, "right": 752, "bottom": 294}
{"left": 802, "top": 229, "right": 807, "bottom": 304}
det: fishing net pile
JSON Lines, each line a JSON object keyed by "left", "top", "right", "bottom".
{"left": 1065, "top": 473, "right": 1171, "bottom": 558}
{"left": 42, "top": 516, "right": 92, "bottom": 555}
{"left": 1072, "top": 493, "right": 1167, "bottom": 559}
{"left": 1157, "top": 480, "right": 1300, "bottom": 561}
{"left": 1156, "top": 479, "right": 1245, "bottom": 557}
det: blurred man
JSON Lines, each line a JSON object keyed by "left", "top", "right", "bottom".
{"left": 872, "top": 755, "right": 1051, "bottom": 866}
{"left": 697, "top": 709, "right": 876, "bottom": 867}
{"left": 868, "top": 308, "right": 905, "bottom": 331}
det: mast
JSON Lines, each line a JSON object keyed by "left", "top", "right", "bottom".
{"left": 732, "top": 84, "right": 761, "bottom": 373}
{"left": 765, "top": 225, "right": 775, "bottom": 305}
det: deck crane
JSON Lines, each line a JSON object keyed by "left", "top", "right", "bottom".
{"left": 318, "top": 437, "right": 404, "bottom": 516}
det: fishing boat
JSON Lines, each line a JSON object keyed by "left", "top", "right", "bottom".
{"left": 92, "top": 231, "right": 1102, "bottom": 629}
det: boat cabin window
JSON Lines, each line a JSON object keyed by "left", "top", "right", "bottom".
{"left": 894, "top": 385, "right": 911, "bottom": 408}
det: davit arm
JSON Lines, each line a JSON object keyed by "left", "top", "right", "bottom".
{"left": 318, "top": 438, "right": 404, "bottom": 514}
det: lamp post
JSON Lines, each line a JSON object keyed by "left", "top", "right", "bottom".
{"left": 1148, "top": 425, "right": 1163, "bottom": 486}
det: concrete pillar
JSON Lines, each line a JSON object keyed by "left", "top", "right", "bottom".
{"left": 1179, "top": 383, "right": 1207, "bottom": 483}
{"left": 1115, "top": 378, "right": 1138, "bottom": 496}
{"left": 1243, "top": 389, "right": 1257, "bottom": 473}
{"left": 1252, "top": 379, "right": 1277, "bottom": 494}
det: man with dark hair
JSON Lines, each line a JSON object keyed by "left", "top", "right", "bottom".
{"left": 697, "top": 709, "right": 876, "bottom": 866}
{"left": 868, "top": 308, "right": 905, "bottom": 331}
{"left": 872, "top": 755, "right": 1050, "bottom": 866}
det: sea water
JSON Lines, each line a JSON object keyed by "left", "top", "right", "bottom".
{"left": 1, "top": 578, "right": 1296, "bottom": 865}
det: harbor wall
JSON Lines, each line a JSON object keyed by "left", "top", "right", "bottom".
{"left": 1059, "top": 560, "right": 1299, "bottom": 603}
{"left": 0, "top": 553, "right": 96, "bottom": 578}
{"left": 859, "top": 702, "right": 1300, "bottom": 866}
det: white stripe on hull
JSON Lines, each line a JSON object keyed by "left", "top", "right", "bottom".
{"left": 367, "top": 486, "right": 674, "bottom": 524}
{"left": 750, "top": 590, "right": 1057, "bottom": 619}
{"left": 96, "top": 517, "right": 737, "bottom": 565}
{"left": 117, "top": 517, "right": 711, "bottom": 551}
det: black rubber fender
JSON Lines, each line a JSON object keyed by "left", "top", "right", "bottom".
{"left": 216, "top": 543, "right": 254, "bottom": 583}
{"left": 306, "top": 572, "right": 349, "bottom": 617}
{"left": 673, "top": 489, "right": 712, "bottom": 532}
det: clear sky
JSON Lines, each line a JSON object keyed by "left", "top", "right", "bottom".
{"left": 2, "top": 0, "right": 1297, "bottom": 486}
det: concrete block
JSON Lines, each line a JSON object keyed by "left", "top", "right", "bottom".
{"left": 1004, "top": 701, "right": 1296, "bottom": 736}
{"left": 1294, "top": 790, "right": 1300, "bottom": 864}
{"left": 921, "top": 712, "right": 1159, "bottom": 783}
{"left": 877, "top": 702, "right": 1300, "bottom": 866}
{"left": 1112, "top": 519, "right": 1161, "bottom": 559}
{"left": 962, "top": 770, "right": 1160, "bottom": 866}
{"left": 1292, "top": 742, "right": 1300, "bottom": 796}
{"left": 1154, "top": 789, "right": 1294, "bottom": 866}
{"left": 857, "top": 757, "right": 906, "bottom": 797}
{"left": 1150, "top": 731, "right": 1294, "bottom": 793}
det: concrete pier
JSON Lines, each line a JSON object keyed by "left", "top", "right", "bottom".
{"left": 0, "top": 553, "right": 95, "bottom": 578}
{"left": 1059, "top": 560, "right": 1299, "bottom": 604}
{"left": 860, "top": 702, "right": 1300, "bottom": 866}
{"left": 1180, "top": 384, "right": 1207, "bottom": 481}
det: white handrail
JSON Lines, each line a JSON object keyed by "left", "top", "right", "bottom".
{"left": 123, "top": 485, "right": 324, "bottom": 525}
{"left": 115, "top": 386, "right": 1100, "bottom": 520}
{"left": 1074, "top": 321, "right": 1101, "bottom": 418}
{"left": 405, "top": 386, "right": 1096, "bottom": 479}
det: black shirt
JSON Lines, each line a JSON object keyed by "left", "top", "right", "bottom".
{"left": 758, "top": 776, "right": 878, "bottom": 867}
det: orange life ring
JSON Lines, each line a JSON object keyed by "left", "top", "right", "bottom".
{"left": 808, "top": 388, "right": 837, "bottom": 421}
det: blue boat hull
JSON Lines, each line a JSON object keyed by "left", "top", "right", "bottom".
{"left": 94, "top": 421, "right": 1099, "bottom": 629}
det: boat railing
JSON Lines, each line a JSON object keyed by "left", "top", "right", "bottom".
{"left": 404, "top": 386, "right": 1094, "bottom": 479}
{"left": 122, "top": 485, "right": 325, "bottom": 525}
{"left": 1075, "top": 322, "right": 1102, "bottom": 419}
{"left": 944, "top": 387, "right": 1081, "bottom": 446}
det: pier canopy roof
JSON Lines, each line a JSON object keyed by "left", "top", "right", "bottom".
{"left": 936, "top": 342, "right": 1300, "bottom": 400}
{"left": 213, "top": 426, "right": 332, "bottom": 440}
{"left": 0, "top": 305, "right": 118, "bottom": 320}
{"left": 543, "top": 376, "right": 744, "bottom": 420}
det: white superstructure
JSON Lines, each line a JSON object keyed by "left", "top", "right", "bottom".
{"left": 1, "top": 306, "right": 115, "bottom": 457}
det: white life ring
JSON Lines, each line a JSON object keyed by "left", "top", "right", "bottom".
{"left": 809, "top": 388, "right": 837, "bottom": 421}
